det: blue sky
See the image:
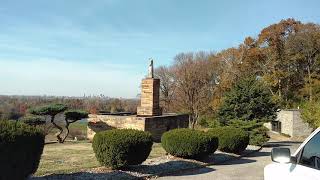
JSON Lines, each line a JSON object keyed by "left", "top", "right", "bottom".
{"left": 1, "top": 0, "right": 320, "bottom": 98}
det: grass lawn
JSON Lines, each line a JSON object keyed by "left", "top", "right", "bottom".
{"left": 35, "top": 141, "right": 166, "bottom": 176}
{"left": 45, "top": 122, "right": 88, "bottom": 142}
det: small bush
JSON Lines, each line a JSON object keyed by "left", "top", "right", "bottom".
{"left": 0, "top": 120, "right": 45, "bottom": 180}
{"left": 249, "top": 126, "right": 269, "bottom": 146}
{"left": 198, "top": 117, "right": 209, "bottom": 127}
{"left": 198, "top": 116, "right": 221, "bottom": 128}
{"left": 161, "top": 128, "right": 218, "bottom": 159}
{"left": 208, "top": 127, "right": 249, "bottom": 154}
{"left": 92, "top": 129, "right": 153, "bottom": 169}
{"left": 228, "top": 120, "right": 269, "bottom": 146}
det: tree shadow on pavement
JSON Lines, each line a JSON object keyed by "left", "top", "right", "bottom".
{"left": 164, "top": 166, "right": 215, "bottom": 176}
{"left": 128, "top": 160, "right": 213, "bottom": 177}
{"left": 245, "top": 151, "right": 271, "bottom": 158}
{"left": 200, "top": 153, "right": 238, "bottom": 164}
{"left": 220, "top": 158, "right": 256, "bottom": 165}
{"left": 263, "top": 141, "right": 302, "bottom": 148}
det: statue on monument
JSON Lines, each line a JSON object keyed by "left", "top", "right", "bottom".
{"left": 148, "top": 58, "right": 154, "bottom": 78}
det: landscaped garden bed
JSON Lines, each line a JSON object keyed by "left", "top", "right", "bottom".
{"left": 31, "top": 141, "right": 260, "bottom": 179}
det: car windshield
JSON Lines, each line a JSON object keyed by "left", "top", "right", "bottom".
{"left": 299, "top": 132, "right": 320, "bottom": 169}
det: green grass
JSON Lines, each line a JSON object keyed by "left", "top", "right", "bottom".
{"left": 149, "top": 143, "right": 167, "bottom": 159}
{"left": 36, "top": 142, "right": 98, "bottom": 176}
{"left": 69, "top": 122, "right": 87, "bottom": 131}
{"left": 35, "top": 141, "right": 166, "bottom": 176}
{"left": 45, "top": 122, "right": 88, "bottom": 142}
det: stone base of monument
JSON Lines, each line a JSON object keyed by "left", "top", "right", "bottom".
{"left": 87, "top": 113, "right": 189, "bottom": 142}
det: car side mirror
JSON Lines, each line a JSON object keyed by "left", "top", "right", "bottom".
{"left": 271, "top": 148, "right": 292, "bottom": 163}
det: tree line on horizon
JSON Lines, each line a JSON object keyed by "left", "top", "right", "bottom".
{"left": 0, "top": 95, "right": 139, "bottom": 121}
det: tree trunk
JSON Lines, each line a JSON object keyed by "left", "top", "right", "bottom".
{"left": 62, "top": 120, "right": 70, "bottom": 143}
{"left": 307, "top": 64, "right": 312, "bottom": 102}
{"left": 189, "top": 115, "right": 196, "bottom": 129}
{"left": 50, "top": 116, "right": 63, "bottom": 143}
{"left": 62, "top": 119, "right": 79, "bottom": 143}
{"left": 278, "top": 79, "right": 282, "bottom": 98}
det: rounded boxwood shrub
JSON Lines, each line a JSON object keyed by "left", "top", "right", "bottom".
{"left": 92, "top": 129, "right": 153, "bottom": 169}
{"left": 161, "top": 128, "right": 218, "bottom": 159}
{"left": 208, "top": 127, "right": 249, "bottom": 154}
{"left": 0, "top": 120, "right": 45, "bottom": 180}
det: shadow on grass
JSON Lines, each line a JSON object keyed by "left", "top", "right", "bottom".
{"left": 32, "top": 160, "right": 212, "bottom": 179}
{"left": 31, "top": 171, "right": 139, "bottom": 180}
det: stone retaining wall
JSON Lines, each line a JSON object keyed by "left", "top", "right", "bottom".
{"left": 87, "top": 114, "right": 189, "bottom": 141}
{"left": 264, "top": 109, "right": 313, "bottom": 138}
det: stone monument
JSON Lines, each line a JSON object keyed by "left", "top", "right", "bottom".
{"left": 137, "top": 59, "right": 161, "bottom": 116}
{"left": 87, "top": 59, "right": 189, "bottom": 141}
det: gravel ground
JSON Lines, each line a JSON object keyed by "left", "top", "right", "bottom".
{"left": 31, "top": 145, "right": 260, "bottom": 180}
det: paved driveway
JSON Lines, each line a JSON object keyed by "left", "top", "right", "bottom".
{"left": 156, "top": 141, "right": 302, "bottom": 180}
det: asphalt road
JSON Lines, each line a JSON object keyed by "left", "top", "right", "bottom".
{"left": 157, "top": 141, "right": 302, "bottom": 180}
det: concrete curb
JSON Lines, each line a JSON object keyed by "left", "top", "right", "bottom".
{"left": 142, "top": 146, "right": 263, "bottom": 179}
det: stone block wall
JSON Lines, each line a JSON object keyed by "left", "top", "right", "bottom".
{"left": 137, "top": 78, "right": 161, "bottom": 116}
{"left": 87, "top": 114, "right": 145, "bottom": 140}
{"left": 144, "top": 114, "right": 189, "bottom": 142}
{"left": 87, "top": 113, "right": 189, "bottom": 141}
{"left": 264, "top": 110, "right": 313, "bottom": 138}
{"left": 276, "top": 110, "right": 294, "bottom": 136}
{"left": 292, "top": 110, "right": 313, "bottom": 138}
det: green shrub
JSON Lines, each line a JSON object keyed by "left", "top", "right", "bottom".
{"left": 92, "top": 129, "right": 153, "bottom": 169}
{"left": 228, "top": 120, "right": 270, "bottom": 146}
{"left": 161, "top": 128, "right": 218, "bottom": 159}
{"left": 301, "top": 100, "right": 320, "bottom": 129}
{"left": 0, "top": 120, "right": 45, "bottom": 180}
{"left": 198, "top": 116, "right": 221, "bottom": 128}
{"left": 198, "top": 117, "right": 209, "bottom": 127}
{"left": 20, "top": 115, "right": 46, "bottom": 126}
{"left": 208, "top": 127, "right": 249, "bottom": 154}
{"left": 248, "top": 126, "right": 269, "bottom": 146}
{"left": 228, "top": 119, "right": 263, "bottom": 131}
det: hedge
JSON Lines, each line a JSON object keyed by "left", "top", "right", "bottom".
{"left": 92, "top": 129, "right": 153, "bottom": 169}
{"left": 161, "top": 128, "right": 218, "bottom": 159}
{"left": 0, "top": 120, "right": 45, "bottom": 180}
{"left": 208, "top": 127, "right": 249, "bottom": 154}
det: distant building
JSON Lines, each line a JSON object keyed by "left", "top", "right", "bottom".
{"left": 264, "top": 109, "right": 313, "bottom": 138}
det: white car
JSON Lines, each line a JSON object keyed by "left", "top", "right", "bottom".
{"left": 264, "top": 128, "right": 320, "bottom": 180}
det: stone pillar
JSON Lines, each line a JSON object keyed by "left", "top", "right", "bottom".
{"left": 137, "top": 78, "right": 161, "bottom": 116}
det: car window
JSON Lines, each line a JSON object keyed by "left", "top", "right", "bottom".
{"left": 299, "top": 132, "right": 320, "bottom": 170}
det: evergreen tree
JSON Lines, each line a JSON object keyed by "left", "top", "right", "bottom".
{"left": 218, "top": 76, "right": 279, "bottom": 124}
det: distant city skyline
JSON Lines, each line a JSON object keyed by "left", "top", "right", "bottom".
{"left": 1, "top": 0, "right": 320, "bottom": 98}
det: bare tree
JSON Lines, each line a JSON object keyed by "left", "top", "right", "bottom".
{"left": 154, "top": 66, "right": 176, "bottom": 112}
{"left": 172, "top": 52, "right": 219, "bottom": 129}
